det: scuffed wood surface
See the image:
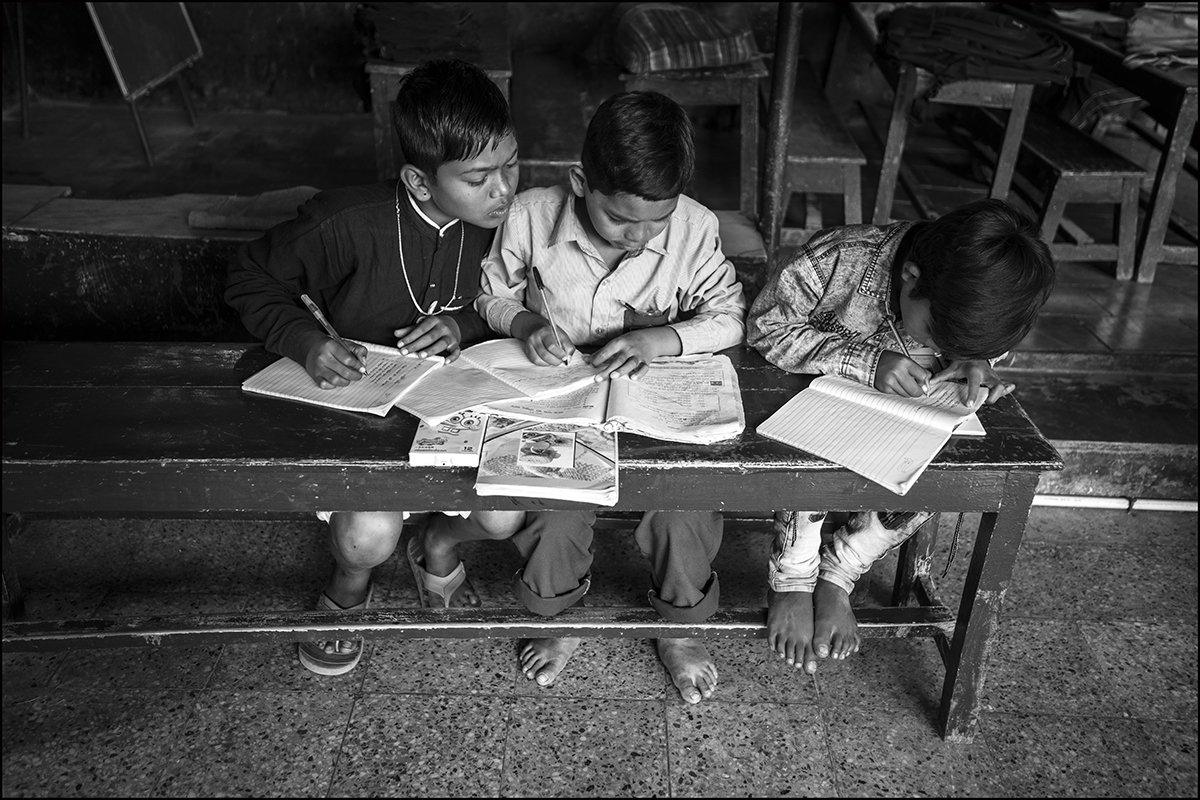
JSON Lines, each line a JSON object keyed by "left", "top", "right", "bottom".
{"left": 3, "top": 342, "right": 1062, "bottom": 514}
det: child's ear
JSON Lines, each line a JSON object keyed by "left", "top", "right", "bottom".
{"left": 568, "top": 165, "right": 588, "bottom": 198}
{"left": 902, "top": 261, "right": 922, "bottom": 284}
{"left": 400, "top": 164, "right": 434, "bottom": 202}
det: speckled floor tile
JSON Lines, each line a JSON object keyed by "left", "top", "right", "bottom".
{"left": 3, "top": 591, "right": 108, "bottom": 701}
{"left": 985, "top": 712, "right": 1198, "bottom": 797}
{"left": 815, "top": 637, "right": 947, "bottom": 713}
{"left": 1080, "top": 620, "right": 1198, "bottom": 720}
{"left": 54, "top": 592, "right": 240, "bottom": 691}
{"left": 1, "top": 688, "right": 195, "bottom": 797}
{"left": 1021, "top": 508, "right": 1196, "bottom": 550}
{"left": 822, "top": 700, "right": 1002, "bottom": 797}
{"left": 207, "top": 641, "right": 371, "bottom": 693}
{"left": 15, "top": 518, "right": 289, "bottom": 592}
{"left": 980, "top": 619, "right": 1115, "bottom": 715}
{"left": 711, "top": 523, "right": 772, "bottom": 608}
{"left": 697, "top": 636, "right": 818, "bottom": 705}
{"left": 500, "top": 697, "right": 667, "bottom": 797}
{"left": 511, "top": 636, "right": 666, "bottom": 700}
{"left": 364, "top": 637, "right": 517, "bottom": 696}
{"left": 587, "top": 522, "right": 656, "bottom": 607}
{"left": 1008, "top": 542, "right": 1197, "bottom": 621}
{"left": 667, "top": 701, "right": 835, "bottom": 796}
{"left": 154, "top": 691, "right": 350, "bottom": 797}
{"left": 330, "top": 693, "right": 506, "bottom": 797}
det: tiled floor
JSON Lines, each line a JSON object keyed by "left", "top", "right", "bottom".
{"left": 3, "top": 509, "right": 1196, "bottom": 797}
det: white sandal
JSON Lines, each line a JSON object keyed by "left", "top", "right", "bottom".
{"left": 406, "top": 536, "right": 476, "bottom": 609}
{"left": 296, "top": 585, "right": 373, "bottom": 676}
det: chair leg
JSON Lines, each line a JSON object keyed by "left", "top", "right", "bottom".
{"left": 873, "top": 63, "right": 918, "bottom": 225}
{"left": 1038, "top": 178, "right": 1070, "bottom": 245}
{"left": 1115, "top": 177, "right": 1139, "bottom": 281}
{"left": 842, "top": 164, "right": 862, "bottom": 225}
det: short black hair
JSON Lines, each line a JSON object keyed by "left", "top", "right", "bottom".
{"left": 908, "top": 199, "right": 1055, "bottom": 359}
{"left": 581, "top": 91, "right": 695, "bottom": 200}
{"left": 392, "top": 59, "right": 512, "bottom": 178}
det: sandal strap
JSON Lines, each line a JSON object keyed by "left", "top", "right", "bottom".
{"left": 420, "top": 561, "right": 466, "bottom": 610}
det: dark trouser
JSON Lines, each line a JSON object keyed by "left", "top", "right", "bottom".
{"left": 514, "top": 510, "right": 723, "bottom": 623}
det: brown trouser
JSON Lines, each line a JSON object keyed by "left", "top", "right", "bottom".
{"left": 511, "top": 510, "right": 723, "bottom": 622}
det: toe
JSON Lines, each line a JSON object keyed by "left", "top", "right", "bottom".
{"left": 803, "top": 643, "right": 818, "bottom": 674}
{"left": 678, "top": 682, "right": 702, "bottom": 704}
{"left": 785, "top": 641, "right": 797, "bottom": 666}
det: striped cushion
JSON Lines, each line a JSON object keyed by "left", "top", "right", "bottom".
{"left": 614, "top": 3, "right": 759, "bottom": 74}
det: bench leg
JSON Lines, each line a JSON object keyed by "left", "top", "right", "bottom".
{"left": 1038, "top": 178, "right": 1070, "bottom": 245}
{"left": 891, "top": 512, "right": 939, "bottom": 606}
{"left": 938, "top": 473, "right": 1037, "bottom": 742}
{"left": 842, "top": 164, "right": 863, "bottom": 225}
{"left": 990, "top": 84, "right": 1033, "bottom": 201}
{"left": 1115, "top": 176, "right": 1140, "bottom": 281}
{"left": 1136, "top": 89, "right": 1197, "bottom": 283}
{"left": 3, "top": 513, "right": 26, "bottom": 620}
{"left": 872, "top": 63, "right": 918, "bottom": 224}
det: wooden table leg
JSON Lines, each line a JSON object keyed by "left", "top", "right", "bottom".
{"left": 937, "top": 472, "right": 1037, "bottom": 742}
{"left": 872, "top": 63, "right": 919, "bottom": 224}
{"left": 990, "top": 83, "right": 1033, "bottom": 201}
{"left": 1116, "top": 176, "right": 1140, "bottom": 281}
{"left": 892, "top": 512, "right": 939, "bottom": 606}
{"left": 1136, "top": 90, "right": 1198, "bottom": 283}
{"left": 3, "top": 513, "right": 26, "bottom": 620}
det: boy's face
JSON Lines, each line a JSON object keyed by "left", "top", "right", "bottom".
{"left": 569, "top": 166, "right": 677, "bottom": 254}
{"left": 899, "top": 262, "right": 937, "bottom": 350}
{"left": 408, "top": 133, "right": 520, "bottom": 229}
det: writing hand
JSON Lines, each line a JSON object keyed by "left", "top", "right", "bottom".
{"left": 513, "top": 311, "right": 576, "bottom": 366}
{"left": 304, "top": 335, "right": 367, "bottom": 389}
{"left": 874, "top": 351, "right": 931, "bottom": 398}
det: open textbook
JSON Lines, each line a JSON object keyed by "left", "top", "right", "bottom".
{"left": 757, "top": 375, "right": 986, "bottom": 495}
{"left": 479, "top": 354, "right": 745, "bottom": 444}
{"left": 474, "top": 416, "right": 619, "bottom": 506}
{"left": 394, "top": 338, "right": 604, "bottom": 424}
{"left": 241, "top": 340, "right": 444, "bottom": 416}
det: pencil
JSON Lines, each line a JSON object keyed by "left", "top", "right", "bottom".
{"left": 300, "top": 293, "right": 366, "bottom": 374}
{"left": 530, "top": 267, "right": 568, "bottom": 364}
{"left": 887, "top": 318, "right": 925, "bottom": 395}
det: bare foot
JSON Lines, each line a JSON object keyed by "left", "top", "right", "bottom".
{"left": 421, "top": 523, "right": 480, "bottom": 608}
{"left": 813, "top": 579, "right": 860, "bottom": 661}
{"left": 657, "top": 638, "right": 717, "bottom": 704}
{"left": 767, "top": 589, "right": 818, "bottom": 673}
{"left": 519, "top": 637, "right": 581, "bottom": 686}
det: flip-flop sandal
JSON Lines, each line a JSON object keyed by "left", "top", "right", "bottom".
{"left": 296, "top": 585, "right": 373, "bottom": 676}
{"left": 406, "top": 535, "right": 478, "bottom": 610}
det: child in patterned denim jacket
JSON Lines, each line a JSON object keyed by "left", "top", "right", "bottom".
{"left": 746, "top": 199, "right": 1055, "bottom": 674}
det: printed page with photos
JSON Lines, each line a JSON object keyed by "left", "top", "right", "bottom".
{"left": 757, "top": 375, "right": 983, "bottom": 495}
{"left": 474, "top": 416, "right": 619, "bottom": 506}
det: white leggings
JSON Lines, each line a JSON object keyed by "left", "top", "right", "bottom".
{"left": 768, "top": 510, "right": 933, "bottom": 594}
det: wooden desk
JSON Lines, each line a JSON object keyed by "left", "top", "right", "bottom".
{"left": 1002, "top": 5, "right": 1199, "bottom": 283}
{"left": 831, "top": 4, "right": 1035, "bottom": 224}
{"left": 362, "top": 2, "right": 512, "bottom": 180}
{"left": 2, "top": 342, "right": 1061, "bottom": 742}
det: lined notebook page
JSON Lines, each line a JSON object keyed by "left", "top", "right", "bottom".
{"left": 242, "top": 342, "right": 441, "bottom": 417}
{"left": 758, "top": 379, "right": 966, "bottom": 495}
{"left": 394, "top": 362, "right": 526, "bottom": 424}
{"left": 459, "top": 338, "right": 604, "bottom": 399}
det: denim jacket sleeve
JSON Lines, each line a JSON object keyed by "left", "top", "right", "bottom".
{"left": 746, "top": 244, "right": 886, "bottom": 386}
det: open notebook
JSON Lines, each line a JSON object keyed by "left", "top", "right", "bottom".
{"left": 241, "top": 341, "right": 444, "bottom": 416}
{"left": 394, "top": 338, "right": 606, "bottom": 424}
{"left": 757, "top": 375, "right": 986, "bottom": 495}
{"left": 479, "top": 354, "right": 745, "bottom": 444}
{"left": 474, "top": 416, "right": 619, "bottom": 506}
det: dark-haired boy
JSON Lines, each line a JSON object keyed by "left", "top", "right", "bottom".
{"left": 747, "top": 199, "right": 1055, "bottom": 674}
{"left": 226, "top": 59, "right": 525, "bottom": 676}
{"left": 434, "top": 91, "right": 745, "bottom": 703}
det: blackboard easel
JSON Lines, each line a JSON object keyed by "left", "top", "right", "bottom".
{"left": 86, "top": 2, "right": 204, "bottom": 166}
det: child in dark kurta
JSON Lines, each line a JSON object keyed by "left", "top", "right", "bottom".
{"left": 226, "top": 59, "right": 524, "bottom": 676}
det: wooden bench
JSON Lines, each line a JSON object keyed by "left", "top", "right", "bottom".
{"left": 2, "top": 341, "right": 1062, "bottom": 742}
{"left": 2, "top": 191, "right": 256, "bottom": 341}
{"left": 982, "top": 109, "right": 1146, "bottom": 280}
{"left": 776, "top": 63, "right": 867, "bottom": 245}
